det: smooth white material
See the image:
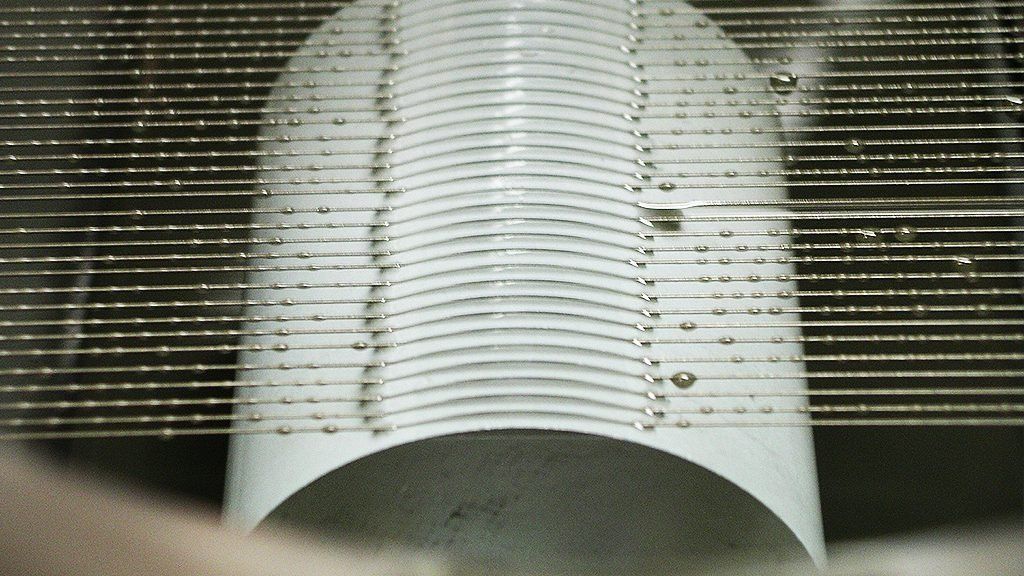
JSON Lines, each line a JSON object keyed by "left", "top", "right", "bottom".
{"left": 226, "top": 0, "right": 825, "bottom": 568}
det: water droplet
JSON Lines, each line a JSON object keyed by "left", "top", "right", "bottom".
{"left": 894, "top": 226, "right": 917, "bottom": 242}
{"left": 855, "top": 228, "right": 879, "bottom": 241}
{"left": 844, "top": 138, "right": 865, "bottom": 153}
{"left": 769, "top": 71, "right": 799, "bottom": 94}
{"left": 954, "top": 255, "right": 974, "bottom": 266}
{"left": 670, "top": 371, "right": 697, "bottom": 388}
{"left": 644, "top": 406, "right": 666, "bottom": 418}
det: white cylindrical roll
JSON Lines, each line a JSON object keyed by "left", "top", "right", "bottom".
{"left": 226, "top": 1, "right": 824, "bottom": 571}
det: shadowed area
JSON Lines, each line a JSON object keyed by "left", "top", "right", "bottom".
{"left": 261, "top": 430, "right": 814, "bottom": 576}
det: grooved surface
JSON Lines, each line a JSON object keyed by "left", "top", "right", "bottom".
{"left": 226, "top": 0, "right": 824, "bottom": 567}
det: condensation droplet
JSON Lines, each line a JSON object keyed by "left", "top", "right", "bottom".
{"left": 670, "top": 371, "right": 697, "bottom": 388}
{"left": 843, "top": 138, "right": 865, "bottom": 153}
{"left": 955, "top": 255, "right": 974, "bottom": 266}
{"left": 769, "top": 71, "right": 799, "bottom": 94}
{"left": 894, "top": 226, "right": 917, "bottom": 242}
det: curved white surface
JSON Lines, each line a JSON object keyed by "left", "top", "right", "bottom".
{"left": 226, "top": 0, "right": 825, "bottom": 568}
